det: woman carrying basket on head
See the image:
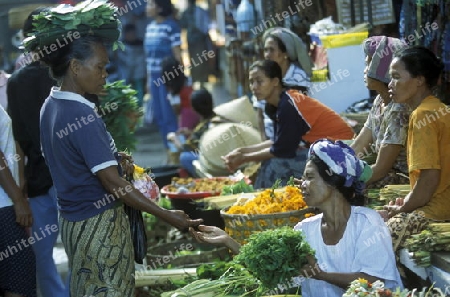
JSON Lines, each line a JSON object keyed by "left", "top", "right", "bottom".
{"left": 25, "top": 2, "right": 202, "bottom": 296}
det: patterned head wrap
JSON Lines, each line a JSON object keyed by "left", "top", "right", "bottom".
{"left": 362, "top": 36, "right": 408, "bottom": 84}
{"left": 308, "top": 139, "right": 372, "bottom": 195}
{"left": 263, "top": 27, "right": 314, "bottom": 77}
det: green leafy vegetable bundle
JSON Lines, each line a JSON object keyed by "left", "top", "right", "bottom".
{"left": 234, "top": 226, "right": 315, "bottom": 290}
{"left": 100, "top": 80, "right": 143, "bottom": 152}
{"left": 24, "top": 0, "right": 123, "bottom": 52}
{"left": 221, "top": 179, "right": 254, "bottom": 195}
{"left": 161, "top": 263, "right": 260, "bottom": 297}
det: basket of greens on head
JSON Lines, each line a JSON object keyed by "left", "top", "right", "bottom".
{"left": 23, "top": 0, "right": 123, "bottom": 52}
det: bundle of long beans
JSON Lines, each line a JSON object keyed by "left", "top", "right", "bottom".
{"left": 366, "top": 189, "right": 383, "bottom": 210}
{"left": 379, "top": 185, "right": 410, "bottom": 204}
{"left": 406, "top": 224, "right": 450, "bottom": 267}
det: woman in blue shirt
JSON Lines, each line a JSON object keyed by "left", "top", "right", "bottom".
{"left": 35, "top": 29, "right": 200, "bottom": 297}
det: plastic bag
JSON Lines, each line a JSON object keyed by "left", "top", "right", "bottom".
{"left": 118, "top": 160, "right": 150, "bottom": 264}
{"left": 123, "top": 204, "right": 147, "bottom": 264}
{"left": 132, "top": 167, "right": 160, "bottom": 202}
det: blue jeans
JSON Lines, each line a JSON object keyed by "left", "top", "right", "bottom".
{"left": 148, "top": 73, "right": 178, "bottom": 148}
{"left": 180, "top": 151, "right": 199, "bottom": 177}
{"left": 29, "top": 186, "right": 68, "bottom": 297}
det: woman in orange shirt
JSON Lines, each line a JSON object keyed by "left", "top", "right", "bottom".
{"left": 222, "top": 60, "right": 354, "bottom": 189}
{"left": 385, "top": 46, "right": 450, "bottom": 252}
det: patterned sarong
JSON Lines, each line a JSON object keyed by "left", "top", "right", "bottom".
{"left": 387, "top": 210, "right": 431, "bottom": 253}
{"left": 61, "top": 207, "right": 134, "bottom": 297}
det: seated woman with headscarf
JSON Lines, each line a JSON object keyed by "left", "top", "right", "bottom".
{"left": 222, "top": 60, "right": 354, "bottom": 189}
{"left": 351, "top": 36, "right": 411, "bottom": 189}
{"left": 192, "top": 139, "right": 403, "bottom": 297}
{"left": 254, "top": 27, "right": 313, "bottom": 141}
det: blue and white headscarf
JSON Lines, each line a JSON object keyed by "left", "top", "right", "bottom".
{"left": 308, "top": 139, "right": 373, "bottom": 195}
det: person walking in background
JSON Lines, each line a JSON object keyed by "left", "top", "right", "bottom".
{"left": 0, "top": 104, "right": 36, "bottom": 297}
{"left": 180, "top": 0, "right": 213, "bottom": 87}
{"left": 6, "top": 8, "right": 67, "bottom": 297}
{"left": 161, "top": 57, "right": 200, "bottom": 164}
{"left": 144, "top": 0, "right": 181, "bottom": 161}
{"left": 161, "top": 57, "right": 200, "bottom": 132}
{"left": 117, "top": 23, "right": 146, "bottom": 107}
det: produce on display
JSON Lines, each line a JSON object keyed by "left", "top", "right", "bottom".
{"left": 161, "top": 264, "right": 260, "bottom": 297}
{"left": 366, "top": 188, "right": 384, "bottom": 210}
{"left": 343, "top": 278, "right": 447, "bottom": 297}
{"left": 221, "top": 179, "right": 312, "bottom": 244}
{"left": 162, "top": 177, "right": 241, "bottom": 195}
{"left": 234, "top": 227, "right": 314, "bottom": 291}
{"left": 162, "top": 227, "right": 312, "bottom": 297}
{"left": 405, "top": 224, "right": 450, "bottom": 267}
{"left": 378, "top": 185, "right": 410, "bottom": 205}
{"left": 225, "top": 185, "right": 307, "bottom": 215}
{"left": 221, "top": 179, "right": 255, "bottom": 195}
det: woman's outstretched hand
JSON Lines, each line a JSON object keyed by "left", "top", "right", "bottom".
{"left": 166, "top": 210, "right": 203, "bottom": 231}
{"left": 189, "top": 225, "right": 230, "bottom": 245}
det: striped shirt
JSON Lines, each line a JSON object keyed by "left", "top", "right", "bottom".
{"left": 144, "top": 18, "right": 181, "bottom": 75}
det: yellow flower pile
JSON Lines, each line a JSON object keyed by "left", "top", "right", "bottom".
{"left": 223, "top": 186, "right": 310, "bottom": 244}
{"left": 226, "top": 186, "right": 307, "bottom": 215}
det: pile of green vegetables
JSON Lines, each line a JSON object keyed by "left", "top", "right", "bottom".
{"left": 163, "top": 227, "right": 314, "bottom": 296}
{"left": 100, "top": 80, "right": 143, "bottom": 152}
{"left": 235, "top": 226, "right": 314, "bottom": 291}
{"left": 161, "top": 263, "right": 259, "bottom": 297}
{"left": 23, "top": 0, "right": 123, "bottom": 51}
{"left": 221, "top": 180, "right": 254, "bottom": 195}
{"left": 406, "top": 227, "right": 450, "bottom": 267}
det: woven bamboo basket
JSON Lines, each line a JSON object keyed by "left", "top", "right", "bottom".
{"left": 8, "top": 4, "right": 53, "bottom": 30}
{"left": 220, "top": 207, "right": 315, "bottom": 245}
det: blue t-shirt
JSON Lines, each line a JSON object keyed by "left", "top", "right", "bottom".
{"left": 40, "top": 88, "right": 120, "bottom": 221}
{"left": 144, "top": 17, "right": 181, "bottom": 75}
